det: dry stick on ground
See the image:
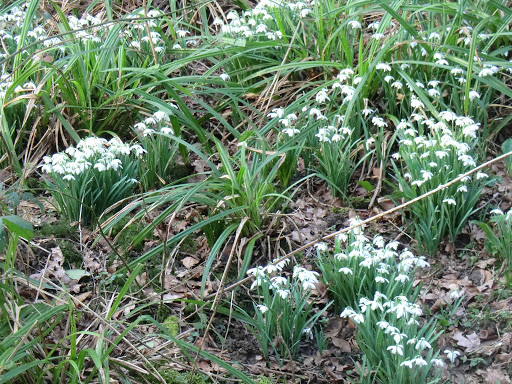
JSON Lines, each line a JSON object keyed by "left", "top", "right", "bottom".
{"left": 207, "top": 150, "right": 512, "bottom": 301}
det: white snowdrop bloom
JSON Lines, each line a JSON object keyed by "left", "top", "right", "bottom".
{"left": 403, "top": 172, "right": 412, "bottom": 181}
{"left": 282, "top": 128, "right": 300, "bottom": 137}
{"left": 436, "top": 59, "right": 449, "bottom": 65}
{"left": 392, "top": 332, "right": 407, "bottom": 344}
{"left": 315, "top": 89, "right": 330, "bottom": 103}
{"left": 316, "top": 128, "right": 330, "bottom": 142}
{"left": 372, "top": 33, "right": 385, "bottom": 40}
{"left": 361, "top": 107, "right": 375, "bottom": 117}
{"left": 299, "top": 8, "right": 312, "bottom": 17}
{"left": 391, "top": 153, "right": 400, "bottom": 160}
{"left": 462, "top": 124, "right": 479, "bottom": 138}
{"left": 395, "top": 274, "right": 410, "bottom": 283}
{"left": 348, "top": 20, "right": 361, "bottom": 29}
{"left": 372, "top": 116, "right": 388, "bottom": 127}
{"left": 479, "top": 68, "right": 494, "bottom": 77}
{"left": 401, "top": 360, "right": 414, "bottom": 368}
{"left": 368, "top": 21, "right": 380, "bottom": 30}
{"left": 315, "top": 242, "right": 328, "bottom": 252}
{"left": 411, "top": 179, "right": 424, "bottom": 187}
{"left": 439, "top": 111, "right": 458, "bottom": 121}
{"left": 435, "top": 150, "right": 448, "bottom": 159}
{"left": 421, "top": 170, "right": 433, "bottom": 181}
{"left": 219, "top": 73, "right": 230, "bottom": 81}
{"left": 428, "top": 80, "right": 441, "bottom": 87}
{"left": 458, "top": 154, "right": 476, "bottom": 167}
{"left": 468, "top": 90, "right": 480, "bottom": 100}
{"left": 338, "top": 267, "right": 353, "bottom": 275}
{"left": 451, "top": 67, "right": 464, "bottom": 75}
{"left": 302, "top": 327, "right": 313, "bottom": 340}
{"left": 409, "top": 41, "right": 418, "bottom": 48}
{"left": 387, "top": 345, "right": 404, "bottom": 355}
{"left": 491, "top": 208, "right": 504, "bottom": 215}
{"left": 350, "top": 313, "right": 364, "bottom": 324}
{"left": 276, "top": 289, "right": 290, "bottom": 299}
{"left": 445, "top": 350, "right": 460, "bottom": 363}
{"left": 256, "top": 304, "right": 269, "bottom": 314}
{"left": 429, "top": 162, "right": 438, "bottom": 168}
{"left": 375, "top": 276, "right": 389, "bottom": 283}
{"left": 449, "top": 290, "right": 462, "bottom": 300}
{"left": 476, "top": 172, "right": 488, "bottom": 180}
{"left": 415, "top": 338, "right": 432, "bottom": 351}
{"left": 268, "top": 108, "right": 284, "bottom": 119}
{"left": 428, "top": 88, "right": 440, "bottom": 97}
{"left": 153, "top": 111, "right": 170, "bottom": 122}
{"left": 412, "top": 357, "right": 428, "bottom": 366}
{"left": 384, "top": 75, "right": 394, "bottom": 83}
{"left": 161, "top": 127, "right": 173, "bottom": 135}
{"left": 456, "top": 185, "right": 468, "bottom": 193}
{"left": 411, "top": 97, "right": 425, "bottom": 109}
{"left": 376, "top": 62, "right": 391, "bottom": 71}
{"left": 309, "top": 108, "right": 323, "bottom": 118}
{"left": 340, "top": 307, "right": 356, "bottom": 318}
{"left": 63, "top": 174, "right": 75, "bottom": 181}
{"left": 432, "top": 359, "right": 445, "bottom": 367}
{"left": 353, "top": 76, "right": 363, "bottom": 85}
{"left": 429, "top": 32, "right": 441, "bottom": 40}
{"left": 377, "top": 321, "right": 389, "bottom": 329}
{"left": 390, "top": 81, "right": 403, "bottom": 89}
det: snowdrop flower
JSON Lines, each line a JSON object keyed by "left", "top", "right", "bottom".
{"left": 268, "top": 108, "right": 284, "bottom": 119}
{"left": 315, "top": 89, "right": 330, "bottom": 103}
{"left": 387, "top": 344, "right": 404, "bottom": 355}
{"left": 479, "top": 68, "right": 494, "bottom": 77}
{"left": 372, "top": 116, "right": 388, "bottom": 128}
{"left": 220, "top": 73, "right": 230, "bottom": 81}
{"left": 256, "top": 304, "right": 269, "bottom": 314}
{"left": 372, "top": 33, "right": 385, "bottom": 40}
{"left": 476, "top": 172, "right": 488, "bottom": 180}
{"left": 468, "top": 90, "right": 480, "bottom": 100}
{"left": 315, "top": 242, "right": 328, "bottom": 252}
{"left": 176, "top": 30, "right": 189, "bottom": 38}
{"left": 395, "top": 274, "right": 409, "bottom": 283}
{"left": 153, "top": 111, "right": 170, "bottom": 122}
{"left": 375, "top": 276, "right": 389, "bottom": 283}
{"left": 276, "top": 289, "right": 290, "bottom": 299}
{"left": 415, "top": 338, "right": 432, "bottom": 351}
{"left": 338, "top": 267, "right": 353, "bottom": 275}
{"left": 445, "top": 350, "right": 460, "bottom": 363}
{"left": 491, "top": 209, "right": 504, "bottom": 215}
{"left": 302, "top": 328, "right": 313, "bottom": 339}
{"left": 428, "top": 88, "right": 440, "bottom": 97}
{"left": 361, "top": 107, "right": 375, "bottom": 118}
{"left": 411, "top": 97, "right": 425, "bottom": 109}
{"left": 449, "top": 290, "right": 462, "bottom": 300}
{"left": 384, "top": 75, "right": 394, "bottom": 83}
{"left": 443, "top": 198, "right": 457, "bottom": 205}
{"left": 376, "top": 63, "right": 392, "bottom": 72}
{"left": 432, "top": 359, "right": 445, "bottom": 367}
{"left": 282, "top": 128, "right": 300, "bottom": 137}
{"left": 451, "top": 68, "right": 464, "bottom": 76}
{"left": 348, "top": 20, "right": 361, "bottom": 29}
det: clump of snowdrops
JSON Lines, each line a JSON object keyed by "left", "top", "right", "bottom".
{"left": 316, "top": 218, "right": 428, "bottom": 312}
{"left": 478, "top": 208, "right": 512, "bottom": 266}
{"left": 133, "top": 109, "right": 178, "bottom": 190}
{"left": 247, "top": 260, "right": 331, "bottom": 361}
{"left": 40, "top": 137, "right": 145, "bottom": 226}
{"left": 392, "top": 111, "right": 491, "bottom": 255}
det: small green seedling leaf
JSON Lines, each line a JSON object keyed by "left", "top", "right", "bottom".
{"left": 2, "top": 215, "right": 34, "bottom": 241}
{"left": 65, "top": 269, "right": 91, "bottom": 280}
{"left": 502, "top": 138, "right": 512, "bottom": 174}
{"left": 357, "top": 180, "right": 375, "bottom": 192}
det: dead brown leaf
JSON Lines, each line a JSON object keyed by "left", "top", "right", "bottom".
{"left": 453, "top": 331, "right": 481, "bottom": 352}
{"left": 182, "top": 256, "right": 200, "bottom": 269}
